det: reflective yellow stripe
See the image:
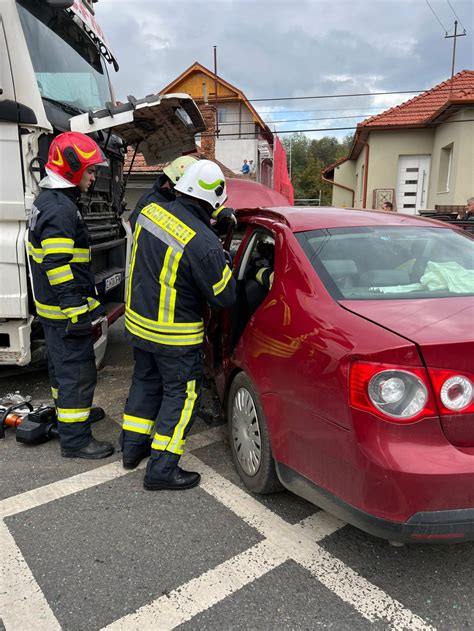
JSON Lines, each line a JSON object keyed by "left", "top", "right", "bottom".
{"left": 127, "top": 225, "right": 141, "bottom": 308}
{"left": 158, "top": 247, "right": 182, "bottom": 323}
{"left": 167, "top": 380, "right": 197, "bottom": 454}
{"left": 123, "top": 414, "right": 154, "bottom": 435}
{"left": 151, "top": 432, "right": 186, "bottom": 453}
{"left": 46, "top": 264, "right": 74, "bottom": 286}
{"left": 35, "top": 300, "right": 67, "bottom": 320}
{"left": 61, "top": 304, "right": 88, "bottom": 323}
{"left": 51, "top": 387, "right": 58, "bottom": 400}
{"left": 57, "top": 407, "right": 90, "bottom": 423}
{"left": 212, "top": 205, "right": 225, "bottom": 219}
{"left": 158, "top": 246, "right": 173, "bottom": 322}
{"left": 41, "top": 237, "right": 74, "bottom": 256}
{"left": 168, "top": 249, "right": 182, "bottom": 322}
{"left": 28, "top": 242, "right": 44, "bottom": 263}
{"left": 142, "top": 203, "right": 196, "bottom": 246}
{"left": 71, "top": 248, "right": 90, "bottom": 263}
{"left": 125, "top": 317, "right": 204, "bottom": 346}
{"left": 125, "top": 306, "right": 203, "bottom": 334}
{"left": 212, "top": 265, "right": 232, "bottom": 296}
{"left": 87, "top": 297, "right": 101, "bottom": 312}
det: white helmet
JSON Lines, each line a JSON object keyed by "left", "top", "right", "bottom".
{"left": 163, "top": 155, "right": 197, "bottom": 184}
{"left": 174, "top": 159, "right": 227, "bottom": 210}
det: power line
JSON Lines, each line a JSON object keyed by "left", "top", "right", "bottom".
{"left": 202, "top": 118, "right": 474, "bottom": 138}
{"left": 425, "top": 0, "right": 449, "bottom": 33}
{"left": 446, "top": 0, "right": 468, "bottom": 31}
{"left": 214, "top": 89, "right": 426, "bottom": 103}
{"left": 217, "top": 114, "right": 375, "bottom": 126}
{"left": 255, "top": 106, "right": 386, "bottom": 114}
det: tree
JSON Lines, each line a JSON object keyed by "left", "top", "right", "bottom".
{"left": 281, "top": 133, "right": 354, "bottom": 205}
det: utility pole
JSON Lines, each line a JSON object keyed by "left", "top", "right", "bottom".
{"left": 445, "top": 20, "right": 466, "bottom": 80}
{"left": 213, "top": 45, "right": 219, "bottom": 137}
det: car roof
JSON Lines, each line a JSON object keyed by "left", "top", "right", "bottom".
{"left": 239, "top": 206, "right": 457, "bottom": 232}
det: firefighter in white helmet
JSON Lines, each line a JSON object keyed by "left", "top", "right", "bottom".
{"left": 128, "top": 155, "right": 197, "bottom": 231}
{"left": 121, "top": 160, "right": 236, "bottom": 490}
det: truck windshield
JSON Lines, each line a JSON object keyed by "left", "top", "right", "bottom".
{"left": 18, "top": 1, "right": 112, "bottom": 112}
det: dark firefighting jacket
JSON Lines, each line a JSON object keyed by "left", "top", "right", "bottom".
{"left": 28, "top": 188, "right": 101, "bottom": 326}
{"left": 129, "top": 175, "right": 175, "bottom": 232}
{"left": 125, "top": 196, "right": 236, "bottom": 350}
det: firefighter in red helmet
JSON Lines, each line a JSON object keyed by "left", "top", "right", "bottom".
{"left": 28, "top": 132, "right": 114, "bottom": 459}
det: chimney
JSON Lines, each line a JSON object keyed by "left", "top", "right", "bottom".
{"left": 199, "top": 103, "right": 216, "bottom": 160}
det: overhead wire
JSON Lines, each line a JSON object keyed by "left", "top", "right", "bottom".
{"left": 201, "top": 118, "right": 474, "bottom": 138}
{"left": 425, "top": 0, "right": 449, "bottom": 33}
{"left": 217, "top": 114, "right": 376, "bottom": 126}
{"left": 214, "top": 89, "right": 427, "bottom": 103}
{"left": 446, "top": 0, "right": 468, "bottom": 31}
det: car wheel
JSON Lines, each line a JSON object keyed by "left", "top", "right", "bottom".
{"left": 227, "top": 372, "right": 282, "bottom": 494}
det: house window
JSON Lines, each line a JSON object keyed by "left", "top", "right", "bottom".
{"left": 437, "top": 143, "right": 453, "bottom": 193}
{"left": 218, "top": 107, "right": 227, "bottom": 124}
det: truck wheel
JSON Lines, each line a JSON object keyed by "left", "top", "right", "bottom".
{"left": 227, "top": 372, "right": 282, "bottom": 494}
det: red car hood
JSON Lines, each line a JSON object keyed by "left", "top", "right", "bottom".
{"left": 341, "top": 298, "right": 474, "bottom": 372}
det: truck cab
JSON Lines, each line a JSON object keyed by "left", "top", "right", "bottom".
{"left": 0, "top": 0, "right": 205, "bottom": 367}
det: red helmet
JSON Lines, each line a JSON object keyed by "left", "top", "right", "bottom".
{"left": 46, "top": 132, "right": 106, "bottom": 186}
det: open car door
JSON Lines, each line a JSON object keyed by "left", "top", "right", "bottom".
{"left": 69, "top": 92, "right": 206, "bottom": 164}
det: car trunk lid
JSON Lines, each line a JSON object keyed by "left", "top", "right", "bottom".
{"left": 342, "top": 298, "right": 474, "bottom": 447}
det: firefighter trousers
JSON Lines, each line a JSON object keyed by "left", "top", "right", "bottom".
{"left": 122, "top": 346, "right": 203, "bottom": 479}
{"left": 43, "top": 322, "right": 97, "bottom": 450}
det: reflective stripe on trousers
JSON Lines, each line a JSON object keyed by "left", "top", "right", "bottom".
{"left": 43, "top": 322, "right": 97, "bottom": 450}
{"left": 122, "top": 346, "right": 203, "bottom": 473}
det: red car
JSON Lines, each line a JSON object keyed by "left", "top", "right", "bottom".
{"left": 206, "top": 206, "right": 474, "bottom": 544}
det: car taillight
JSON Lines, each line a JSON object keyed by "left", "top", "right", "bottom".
{"left": 428, "top": 368, "right": 474, "bottom": 414}
{"left": 350, "top": 362, "right": 436, "bottom": 423}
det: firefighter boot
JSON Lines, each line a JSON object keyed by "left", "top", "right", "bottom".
{"left": 61, "top": 437, "right": 114, "bottom": 460}
{"left": 144, "top": 467, "right": 201, "bottom": 491}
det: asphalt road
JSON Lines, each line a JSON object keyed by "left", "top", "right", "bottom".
{"left": 1, "top": 321, "right": 473, "bottom": 631}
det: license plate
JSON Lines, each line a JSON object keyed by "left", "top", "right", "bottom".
{"left": 104, "top": 273, "right": 122, "bottom": 292}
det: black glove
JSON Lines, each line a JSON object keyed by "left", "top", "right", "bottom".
{"left": 213, "top": 207, "right": 237, "bottom": 237}
{"left": 65, "top": 312, "right": 93, "bottom": 336}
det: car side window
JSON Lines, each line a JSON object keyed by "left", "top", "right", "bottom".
{"left": 238, "top": 231, "right": 275, "bottom": 284}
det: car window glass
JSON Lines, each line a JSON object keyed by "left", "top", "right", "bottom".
{"left": 296, "top": 226, "right": 474, "bottom": 300}
{"left": 239, "top": 231, "right": 275, "bottom": 281}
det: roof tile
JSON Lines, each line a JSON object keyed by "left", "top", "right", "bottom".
{"left": 360, "top": 70, "right": 474, "bottom": 128}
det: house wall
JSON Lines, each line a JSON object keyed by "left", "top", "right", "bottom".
{"left": 332, "top": 160, "right": 355, "bottom": 207}
{"left": 217, "top": 101, "right": 255, "bottom": 139}
{"left": 365, "top": 129, "right": 434, "bottom": 209}
{"left": 429, "top": 108, "right": 474, "bottom": 207}
{"left": 123, "top": 175, "right": 157, "bottom": 217}
{"left": 216, "top": 138, "right": 258, "bottom": 174}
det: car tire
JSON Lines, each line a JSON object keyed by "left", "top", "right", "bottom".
{"left": 227, "top": 372, "right": 282, "bottom": 494}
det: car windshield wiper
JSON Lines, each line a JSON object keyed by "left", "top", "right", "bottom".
{"left": 42, "top": 96, "right": 85, "bottom": 116}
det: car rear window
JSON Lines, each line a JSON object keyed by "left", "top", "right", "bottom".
{"left": 296, "top": 226, "right": 474, "bottom": 300}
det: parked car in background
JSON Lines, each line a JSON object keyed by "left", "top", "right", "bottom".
{"left": 206, "top": 207, "right": 474, "bottom": 543}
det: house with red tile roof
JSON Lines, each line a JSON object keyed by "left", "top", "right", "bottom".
{"left": 323, "top": 70, "right": 474, "bottom": 213}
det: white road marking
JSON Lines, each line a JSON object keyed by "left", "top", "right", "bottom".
{"left": 103, "top": 539, "right": 287, "bottom": 631}
{"left": 0, "top": 428, "right": 223, "bottom": 520}
{"left": 0, "top": 521, "right": 61, "bottom": 631}
{"left": 0, "top": 429, "right": 436, "bottom": 631}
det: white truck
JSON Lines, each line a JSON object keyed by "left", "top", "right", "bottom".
{"left": 0, "top": 0, "right": 205, "bottom": 368}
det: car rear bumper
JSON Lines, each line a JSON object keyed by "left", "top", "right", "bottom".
{"left": 276, "top": 462, "right": 474, "bottom": 543}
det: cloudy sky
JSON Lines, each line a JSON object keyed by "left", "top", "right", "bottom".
{"left": 95, "top": 0, "right": 473, "bottom": 139}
